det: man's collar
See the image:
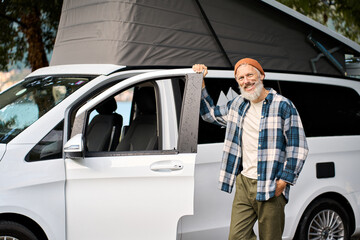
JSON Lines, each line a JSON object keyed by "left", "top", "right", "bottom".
{"left": 264, "top": 88, "right": 276, "bottom": 104}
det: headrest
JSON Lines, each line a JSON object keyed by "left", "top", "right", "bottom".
{"left": 135, "top": 87, "right": 156, "bottom": 115}
{"left": 96, "top": 98, "right": 117, "bottom": 114}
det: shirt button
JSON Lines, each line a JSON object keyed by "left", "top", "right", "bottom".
{"left": 259, "top": 144, "right": 261, "bottom": 147}
{"left": 263, "top": 102, "right": 266, "bottom": 105}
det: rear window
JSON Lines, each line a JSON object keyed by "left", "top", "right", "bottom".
{"left": 280, "top": 81, "right": 360, "bottom": 137}
{"left": 0, "top": 75, "right": 96, "bottom": 143}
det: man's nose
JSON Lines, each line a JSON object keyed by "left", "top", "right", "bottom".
{"left": 243, "top": 77, "right": 252, "bottom": 84}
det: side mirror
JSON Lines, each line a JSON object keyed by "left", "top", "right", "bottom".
{"left": 64, "top": 134, "right": 84, "bottom": 159}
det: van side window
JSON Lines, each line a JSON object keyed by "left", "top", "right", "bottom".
{"left": 197, "top": 78, "right": 238, "bottom": 144}
{"left": 85, "top": 83, "right": 159, "bottom": 152}
{"left": 25, "top": 121, "right": 64, "bottom": 162}
{"left": 187, "top": 78, "right": 280, "bottom": 144}
{"left": 280, "top": 81, "right": 360, "bottom": 137}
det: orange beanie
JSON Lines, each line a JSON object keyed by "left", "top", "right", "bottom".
{"left": 234, "top": 58, "right": 265, "bottom": 77}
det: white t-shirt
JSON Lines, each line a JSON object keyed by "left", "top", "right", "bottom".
{"left": 241, "top": 100, "right": 263, "bottom": 179}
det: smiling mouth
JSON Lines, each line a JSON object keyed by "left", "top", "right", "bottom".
{"left": 244, "top": 83, "right": 255, "bottom": 92}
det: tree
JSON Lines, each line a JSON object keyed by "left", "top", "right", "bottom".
{"left": 0, "top": 0, "right": 63, "bottom": 71}
{"left": 277, "top": 0, "right": 360, "bottom": 44}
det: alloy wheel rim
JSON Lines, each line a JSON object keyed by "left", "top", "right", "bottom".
{"left": 308, "top": 209, "right": 345, "bottom": 240}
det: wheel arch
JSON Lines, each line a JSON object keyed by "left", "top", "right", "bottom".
{"left": 0, "top": 213, "right": 48, "bottom": 240}
{"left": 294, "top": 192, "right": 355, "bottom": 238}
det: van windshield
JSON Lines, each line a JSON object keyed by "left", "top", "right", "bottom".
{"left": 0, "top": 75, "right": 95, "bottom": 143}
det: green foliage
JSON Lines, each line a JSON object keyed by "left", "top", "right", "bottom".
{"left": 334, "top": 0, "right": 360, "bottom": 43}
{"left": 277, "top": 0, "right": 360, "bottom": 44}
{"left": 0, "top": 0, "right": 63, "bottom": 71}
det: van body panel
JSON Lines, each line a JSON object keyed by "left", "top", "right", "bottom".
{"left": 0, "top": 144, "right": 66, "bottom": 240}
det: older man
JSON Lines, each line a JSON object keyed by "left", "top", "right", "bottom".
{"left": 193, "top": 58, "right": 308, "bottom": 240}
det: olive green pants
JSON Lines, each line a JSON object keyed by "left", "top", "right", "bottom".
{"left": 228, "top": 174, "right": 286, "bottom": 240}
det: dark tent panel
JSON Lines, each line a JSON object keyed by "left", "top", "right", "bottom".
{"left": 199, "top": 0, "right": 352, "bottom": 76}
{"left": 51, "top": 0, "right": 360, "bottom": 77}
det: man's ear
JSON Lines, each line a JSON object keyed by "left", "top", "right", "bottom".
{"left": 260, "top": 74, "right": 265, "bottom": 81}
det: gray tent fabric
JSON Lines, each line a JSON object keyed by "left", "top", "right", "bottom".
{"left": 51, "top": 0, "right": 229, "bottom": 67}
{"left": 51, "top": 0, "right": 360, "bottom": 77}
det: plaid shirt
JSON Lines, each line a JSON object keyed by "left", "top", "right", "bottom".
{"left": 200, "top": 87, "right": 308, "bottom": 201}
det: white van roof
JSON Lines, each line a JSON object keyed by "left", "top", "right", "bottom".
{"left": 27, "top": 64, "right": 125, "bottom": 77}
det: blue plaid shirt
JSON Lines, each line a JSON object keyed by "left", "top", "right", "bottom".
{"left": 200, "top": 87, "right": 308, "bottom": 201}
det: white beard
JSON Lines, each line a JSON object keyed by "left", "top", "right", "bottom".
{"left": 239, "top": 78, "right": 264, "bottom": 102}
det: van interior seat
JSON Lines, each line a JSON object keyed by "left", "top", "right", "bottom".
{"left": 116, "top": 87, "right": 157, "bottom": 151}
{"left": 86, "top": 97, "right": 123, "bottom": 151}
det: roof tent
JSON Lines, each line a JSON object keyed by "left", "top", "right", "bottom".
{"left": 51, "top": 0, "right": 360, "bottom": 78}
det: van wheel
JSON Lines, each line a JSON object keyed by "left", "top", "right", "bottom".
{"left": 0, "top": 221, "right": 38, "bottom": 240}
{"left": 295, "top": 198, "right": 350, "bottom": 240}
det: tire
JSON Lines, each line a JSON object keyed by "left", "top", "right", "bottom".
{"left": 0, "top": 221, "right": 38, "bottom": 240}
{"left": 295, "top": 198, "right": 350, "bottom": 240}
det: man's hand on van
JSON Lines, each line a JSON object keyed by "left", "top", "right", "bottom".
{"left": 192, "top": 64, "right": 207, "bottom": 88}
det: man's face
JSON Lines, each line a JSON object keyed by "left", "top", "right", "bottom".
{"left": 235, "top": 65, "right": 265, "bottom": 101}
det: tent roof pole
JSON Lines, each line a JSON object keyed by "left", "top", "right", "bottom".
{"left": 194, "top": 0, "right": 233, "bottom": 68}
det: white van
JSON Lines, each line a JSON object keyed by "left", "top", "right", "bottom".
{"left": 0, "top": 64, "right": 359, "bottom": 240}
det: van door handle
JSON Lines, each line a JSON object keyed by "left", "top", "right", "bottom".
{"left": 150, "top": 160, "right": 183, "bottom": 172}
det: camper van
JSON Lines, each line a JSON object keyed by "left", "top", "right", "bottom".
{"left": 1, "top": 0, "right": 360, "bottom": 239}
{"left": 0, "top": 64, "right": 360, "bottom": 240}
